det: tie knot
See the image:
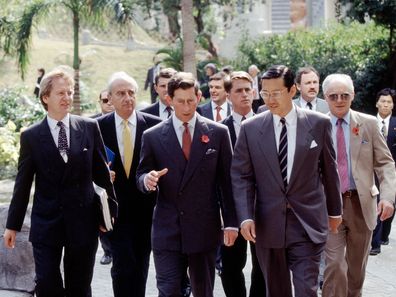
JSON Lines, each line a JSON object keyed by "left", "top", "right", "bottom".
{"left": 307, "top": 102, "right": 313, "bottom": 109}
{"left": 183, "top": 122, "right": 189, "bottom": 128}
{"left": 57, "top": 121, "right": 64, "bottom": 128}
{"left": 241, "top": 116, "right": 246, "bottom": 122}
{"left": 280, "top": 117, "right": 286, "bottom": 125}
{"left": 337, "top": 118, "right": 344, "bottom": 126}
{"left": 123, "top": 119, "right": 129, "bottom": 127}
{"left": 382, "top": 120, "right": 385, "bottom": 124}
{"left": 216, "top": 106, "right": 222, "bottom": 111}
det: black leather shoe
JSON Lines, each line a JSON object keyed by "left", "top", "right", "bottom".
{"left": 381, "top": 240, "right": 389, "bottom": 245}
{"left": 369, "top": 247, "right": 381, "bottom": 256}
{"left": 100, "top": 254, "right": 112, "bottom": 265}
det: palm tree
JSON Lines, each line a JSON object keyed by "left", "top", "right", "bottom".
{"left": 12, "top": 0, "right": 132, "bottom": 115}
{"left": 181, "top": 0, "right": 196, "bottom": 75}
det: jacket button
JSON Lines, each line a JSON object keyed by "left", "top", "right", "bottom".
{"left": 180, "top": 211, "right": 184, "bottom": 216}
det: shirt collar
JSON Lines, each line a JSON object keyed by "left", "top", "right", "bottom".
{"left": 115, "top": 110, "right": 137, "bottom": 127}
{"left": 172, "top": 112, "right": 197, "bottom": 130}
{"left": 211, "top": 100, "right": 228, "bottom": 110}
{"left": 159, "top": 100, "right": 172, "bottom": 113}
{"left": 273, "top": 104, "right": 297, "bottom": 126}
{"left": 377, "top": 113, "right": 391, "bottom": 123}
{"left": 47, "top": 113, "right": 70, "bottom": 130}
{"left": 329, "top": 111, "right": 351, "bottom": 126}
{"left": 232, "top": 110, "right": 254, "bottom": 124}
{"left": 299, "top": 97, "right": 317, "bottom": 107}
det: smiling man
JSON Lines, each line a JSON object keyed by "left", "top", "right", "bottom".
{"left": 231, "top": 65, "right": 342, "bottom": 297}
{"left": 137, "top": 72, "right": 238, "bottom": 297}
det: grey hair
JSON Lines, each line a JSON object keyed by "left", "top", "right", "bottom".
{"left": 322, "top": 74, "right": 354, "bottom": 94}
{"left": 107, "top": 71, "right": 139, "bottom": 94}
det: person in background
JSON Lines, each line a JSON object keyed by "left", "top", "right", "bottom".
{"left": 144, "top": 56, "right": 162, "bottom": 104}
{"left": 200, "top": 63, "right": 218, "bottom": 100}
{"left": 248, "top": 65, "right": 263, "bottom": 113}
{"left": 34, "top": 68, "right": 45, "bottom": 98}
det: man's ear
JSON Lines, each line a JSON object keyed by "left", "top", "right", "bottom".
{"left": 197, "top": 90, "right": 202, "bottom": 103}
{"left": 289, "top": 84, "right": 297, "bottom": 98}
{"left": 165, "top": 94, "right": 173, "bottom": 106}
{"left": 296, "top": 83, "right": 301, "bottom": 92}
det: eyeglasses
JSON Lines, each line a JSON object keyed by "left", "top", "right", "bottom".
{"left": 326, "top": 93, "right": 351, "bottom": 101}
{"left": 100, "top": 98, "right": 109, "bottom": 104}
{"left": 114, "top": 90, "right": 136, "bottom": 98}
{"left": 260, "top": 88, "right": 287, "bottom": 100}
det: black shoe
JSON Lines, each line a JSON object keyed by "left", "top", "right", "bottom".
{"left": 100, "top": 254, "right": 112, "bottom": 265}
{"left": 369, "top": 247, "right": 381, "bottom": 256}
{"left": 381, "top": 240, "right": 389, "bottom": 245}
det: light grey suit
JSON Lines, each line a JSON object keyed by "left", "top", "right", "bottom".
{"left": 231, "top": 106, "right": 342, "bottom": 297}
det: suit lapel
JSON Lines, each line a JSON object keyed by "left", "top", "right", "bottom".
{"left": 180, "top": 116, "right": 211, "bottom": 191}
{"left": 288, "top": 109, "right": 314, "bottom": 189}
{"left": 388, "top": 116, "right": 396, "bottom": 147}
{"left": 349, "top": 110, "right": 363, "bottom": 172}
{"left": 134, "top": 112, "right": 146, "bottom": 166}
{"left": 257, "top": 112, "right": 285, "bottom": 189}
{"left": 39, "top": 118, "right": 65, "bottom": 166}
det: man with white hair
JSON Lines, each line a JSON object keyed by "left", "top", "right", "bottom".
{"left": 97, "top": 72, "right": 161, "bottom": 297}
{"left": 322, "top": 74, "right": 396, "bottom": 297}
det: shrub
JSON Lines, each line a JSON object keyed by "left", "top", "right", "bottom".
{"left": 0, "top": 120, "right": 19, "bottom": 178}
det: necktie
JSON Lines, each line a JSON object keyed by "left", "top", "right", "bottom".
{"left": 165, "top": 106, "right": 173, "bottom": 118}
{"left": 215, "top": 106, "right": 222, "bottom": 122}
{"left": 182, "top": 122, "right": 191, "bottom": 160}
{"left": 381, "top": 120, "right": 387, "bottom": 138}
{"left": 122, "top": 120, "right": 133, "bottom": 178}
{"left": 57, "top": 121, "right": 69, "bottom": 159}
{"left": 278, "top": 118, "right": 288, "bottom": 188}
{"left": 336, "top": 119, "right": 349, "bottom": 193}
{"left": 241, "top": 116, "right": 246, "bottom": 122}
{"left": 307, "top": 102, "right": 313, "bottom": 110}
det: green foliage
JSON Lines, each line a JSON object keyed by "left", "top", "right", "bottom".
{"left": 156, "top": 39, "right": 183, "bottom": 70}
{"left": 234, "top": 22, "right": 389, "bottom": 114}
{"left": 0, "top": 120, "right": 19, "bottom": 178}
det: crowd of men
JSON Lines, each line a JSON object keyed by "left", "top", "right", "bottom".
{"left": 2, "top": 63, "right": 396, "bottom": 297}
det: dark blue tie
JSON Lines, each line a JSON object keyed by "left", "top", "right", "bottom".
{"left": 278, "top": 118, "right": 287, "bottom": 188}
{"left": 57, "top": 121, "right": 69, "bottom": 156}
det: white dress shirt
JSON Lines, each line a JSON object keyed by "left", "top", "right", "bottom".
{"left": 298, "top": 97, "right": 318, "bottom": 111}
{"left": 377, "top": 113, "right": 391, "bottom": 137}
{"left": 159, "top": 100, "right": 173, "bottom": 120}
{"left": 47, "top": 113, "right": 70, "bottom": 163}
{"left": 114, "top": 111, "right": 137, "bottom": 166}
{"left": 232, "top": 110, "right": 254, "bottom": 137}
{"left": 211, "top": 100, "right": 229, "bottom": 121}
{"left": 172, "top": 113, "right": 197, "bottom": 147}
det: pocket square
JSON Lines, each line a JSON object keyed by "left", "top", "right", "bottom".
{"left": 205, "top": 148, "right": 217, "bottom": 155}
{"left": 83, "top": 148, "right": 88, "bottom": 152}
{"left": 361, "top": 140, "right": 369, "bottom": 144}
{"left": 310, "top": 140, "right": 318, "bottom": 149}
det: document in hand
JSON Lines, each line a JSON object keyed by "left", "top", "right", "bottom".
{"left": 93, "top": 183, "right": 115, "bottom": 231}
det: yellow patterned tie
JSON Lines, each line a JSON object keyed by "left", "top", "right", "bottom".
{"left": 122, "top": 120, "right": 133, "bottom": 178}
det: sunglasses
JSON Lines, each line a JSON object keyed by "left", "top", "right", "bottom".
{"left": 327, "top": 93, "right": 351, "bottom": 101}
{"left": 100, "top": 98, "right": 109, "bottom": 104}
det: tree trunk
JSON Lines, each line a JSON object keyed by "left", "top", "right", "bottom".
{"left": 181, "top": 0, "right": 196, "bottom": 76}
{"left": 72, "top": 10, "right": 81, "bottom": 115}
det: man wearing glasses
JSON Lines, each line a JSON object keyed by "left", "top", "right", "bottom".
{"left": 92, "top": 90, "right": 115, "bottom": 118}
{"left": 321, "top": 74, "right": 396, "bottom": 297}
{"left": 232, "top": 65, "right": 342, "bottom": 297}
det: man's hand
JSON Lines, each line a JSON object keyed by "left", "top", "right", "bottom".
{"left": 108, "top": 162, "right": 116, "bottom": 182}
{"left": 224, "top": 230, "right": 238, "bottom": 246}
{"left": 240, "top": 221, "right": 256, "bottom": 243}
{"left": 328, "top": 217, "right": 342, "bottom": 234}
{"left": 3, "top": 229, "right": 17, "bottom": 249}
{"left": 144, "top": 168, "right": 168, "bottom": 191}
{"left": 377, "top": 200, "right": 395, "bottom": 221}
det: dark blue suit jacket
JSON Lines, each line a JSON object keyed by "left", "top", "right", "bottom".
{"left": 197, "top": 100, "right": 231, "bottom": 121}
{"left": 140, "top": 102, "right": 160, "bottom": 117}
{"left": 6, "top": 115, "right": 116, "bottom": 246}
{"left": 222, "top": 115, "right": 237, "bottom": 147}
{"left": 136, "top": 115, "right": 237, "bottom": 253}
{"left": 387, "top": 116, "right": 396, "bottom": 161}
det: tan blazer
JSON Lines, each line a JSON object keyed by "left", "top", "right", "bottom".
{"left": 349, "top": 110, "right": 396, "bottom": 230}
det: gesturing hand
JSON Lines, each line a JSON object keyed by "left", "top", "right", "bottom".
{"left": 144, "top": 168, "right": 168, "bottom": 191}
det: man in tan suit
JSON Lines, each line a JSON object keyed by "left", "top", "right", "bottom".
{"left": 322, "top": 74, "right": 396, "bottom": 297}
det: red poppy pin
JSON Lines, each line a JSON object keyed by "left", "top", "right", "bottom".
{"left": 352, "top": 126, "right": 359, "bottom": 136}
{"left": 201, "top": 135, "right": 210, "bottom": 143}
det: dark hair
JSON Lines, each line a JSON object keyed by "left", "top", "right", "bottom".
{"left": 38, "top": 68, "right": 45, "bottom": 76}
{"left": 225, "top": 71, "right": 253, "bottom": 93}
{"left": 167, "top": 72, "right": 199, "bottom": 98}
{"left": 221, "top": 65, "right": 233, "bottom": 74}
{"left": 376, "top": 88, "right": 396, "bottom": 103}
{"left": 155, "top": 68, "right": 177, "bottom": 85}
{"left": 98, "top": 89, "right": 108, "bottom": 100}
{"left": 261, "top": 65, "right": 295, "bottom": 91}
{"left": 208, "top": 71, "right": 231, "bottom": 91}
{"left": 295, "top": 66, "right": 319, "bottom": 84}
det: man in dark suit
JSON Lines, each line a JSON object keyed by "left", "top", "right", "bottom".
{"left": 140, "top": 68, "right": 177, "bottom": 119}
{"left": 144, "top": 56, "right": 161, "bottom": 103}
{"left": 221, "top": 71, "right": 266, "bottom": 297}
{"left": 197, "top": 71, "right": 232, "bottom": 122}
{"left": 96, "top": 72, "right": 161, "bottom": 297}
{"left": 370, "top": 88, "right": 396, "bottom": 255}
{"left": 3, "top": 68, "right": 116, "bottom": 297}
{"left": 231, "top": 65, "right": 343, "bottom": 297}
{"left": 137, "top": 72, "right": 238, "bottom": 297}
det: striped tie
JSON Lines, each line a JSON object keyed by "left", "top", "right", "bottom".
{"left": 278, "top": 118, "right": 288, "bottom": 188}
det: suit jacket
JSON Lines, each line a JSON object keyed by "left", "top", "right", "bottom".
{"left": 144, "top": 66, "right": 158, "bottom": 103}
{"left": 197, "top": 100, "right": 231, "bottom": 121}
{"left": 347, "top": 110, "right": 396, "bottom": 230}
{"left": 97, "top": 111, "right": 161, "bottom": 228}
{"left": 136, "top": 115, "right": 237, "bottom": 254}
{"left": 387, "top": 116, "right": 396, "bottom": 161}
{"left": 6, "top": 115, "right": 115, "bottom": 246}
{"left": 140, "top": 101, "right": 160, "bottom": 117}
{"left": 231, "top": 107, "right": 342, "bottom": 248}
{"left": 222, "top": 115, "right": 237, "bottom": 147}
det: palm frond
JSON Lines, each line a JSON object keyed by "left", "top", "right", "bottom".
{"left": 0, "top": 17, "right": 17, "bottom": 55}
{"left": 156, "top": 40, "right": 184, "bottom": 71}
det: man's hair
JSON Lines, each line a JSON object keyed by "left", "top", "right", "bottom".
{"left": 322, "top": 74, "right": 354, "bottom": 94}
{"left": 209, "top": 71, "right": 231, "bottom": 91}
{"left": 39, "top": 67, "right": 74, "bottom": 111}
{"left": 225, "top": 71, "right": 253, "bottom": 93}
{"left": 376, "top": 88, "right": 396, "bottom": 103}
{"left": 261, "top": 65, "right": 295, "bottom": 91}
{"left": 167, "top": 72, "right": 199, "bottom": 98}
{"left": 221, "top": 65, "right": 233, "bottom": 74}
{"left": 295, "top": 66, "right": 320, "bottom": 84}
{"left": 248, "top": 64, "right": 260, "bottom": 73}
{"left": 155, "top": 68, "right": 177, "bottom": 85}
{"left": 98, "top": 89, "right": 108, "bottom": 101}
{"left": 38, "top": 68, "right": 45, "bottom": 76}
{"left": 107, "top": 71, "right": 139, "bottom": 94}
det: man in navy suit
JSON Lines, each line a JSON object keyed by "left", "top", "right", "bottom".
{"left": 221, "top": 71, "right": 266, "bottom": 297}
{"left": 137, "top": 72, "right": 238, "bottom": 297}
{"left": 140, "top": 68, "right": 177, "bottom": 119}
{"left": 96, "top": 72, "right": 161, "bottom": 297}
{"left": 370, "top": 88, "right": 396, "bottom": 255}
{"left": 144, "top": 56, "right": 161, "bottom": 103}
{"left": 197, "top": 71, "right": 232, "bottom": 122}
{"left": 3, "top": 67, "right": 116, "bottom": 297}
{"left": 232, "top": 65, "right": 342, "bottom": 297}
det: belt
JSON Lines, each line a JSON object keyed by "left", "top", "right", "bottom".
{"left": 342, "top": 189, "right": 358, "bottom": 199}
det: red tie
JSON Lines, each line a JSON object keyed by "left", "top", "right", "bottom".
{"left": 215, "top": 106, "right": 222, "bottom": 122}
{"left": 182, "top": 122, "right": 191, "bottom": 160}
{"left": 336, "top": 119, "right": 349, "bottom": 193}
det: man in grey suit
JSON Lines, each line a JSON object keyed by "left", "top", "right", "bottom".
{"left": 231, "top": 65, "right": 342, "bottom": 297}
